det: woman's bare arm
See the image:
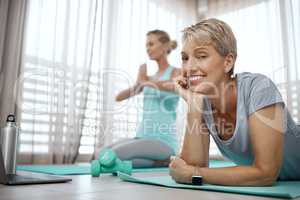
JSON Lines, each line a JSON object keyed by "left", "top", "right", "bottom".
{"left": 173, "top": 76, "right": 210, "bottom": 166}
{"left": 143, "top": 68, "right": 180, "bottom": 93}
{"left": 180, "top": 112, "right": 210, "bottom": 167}
{"left": 191, "top": 104, "right": 284, "bottom": 186}
{"left": 115, "top": 64, "right": 148, "bottom": 101}
{"left": 115, "top": 84, "right": 143, "bottom": 101}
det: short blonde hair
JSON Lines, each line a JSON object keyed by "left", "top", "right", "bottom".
{"left": 182, "top": 18, "right": 237, "bottom": 75}
{"left": 147, "top": 30, "right": 177, "bottom": 54}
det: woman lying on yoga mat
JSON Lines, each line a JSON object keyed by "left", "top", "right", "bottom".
{"left": 169, "top": 18, "right": 300, "bottom": 186}
{"left": 103, "top": 30, "right": 180, "bottom": 168}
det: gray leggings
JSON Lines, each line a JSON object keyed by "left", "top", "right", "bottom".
{"left": 106, "top": 138, "right": 175, "bottom": 168}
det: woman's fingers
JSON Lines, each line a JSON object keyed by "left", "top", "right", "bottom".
{"left": 174, "top": 76, "right": 190, "bottom": 100}
{"left": 175, "top": 76, "right": 188, "bottom": 88}
{"left": 169, "top": 156, "right": 176, "bottom": 168}
{"left": 139, "top": 63, "right": 147, "bottom": 75}
{"left": 174, "top": 75, "right": 206, "bottom": 113}
{"left": 137, "top": 64, "right": 148, "bottom": 84}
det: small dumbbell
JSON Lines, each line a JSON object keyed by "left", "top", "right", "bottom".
{"left": 98, "top": 148, "right": 117, "bottom": 167}
{"left": 91, "top": 149, "right": 132, "bottom": 177}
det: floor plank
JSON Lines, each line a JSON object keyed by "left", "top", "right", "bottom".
{"left": 0, "top": 171, "right": 298, "bottom": 200}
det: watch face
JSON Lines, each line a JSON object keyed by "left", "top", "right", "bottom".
{"left": 192, "top": 176, "right": 203, "bottom": 185}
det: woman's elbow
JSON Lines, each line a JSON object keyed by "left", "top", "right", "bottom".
{"left": 256, "top": 167, "right": 280, "bottom": 186}
{"left": 115, "top": 95, "right": 122, "bottom": 102}
{"left": 259, "top": 176, "right": 277, "bottom": 186}
{"left": 180, "top": 152, "right": 208, "bottom": 167}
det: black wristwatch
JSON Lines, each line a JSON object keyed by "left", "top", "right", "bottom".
{"left": 191, "top": 176, "right": 203, "bottom": 185}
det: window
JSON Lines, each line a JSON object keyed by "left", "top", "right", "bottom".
{"left": 20, "top": 0, "right": 197, "bottom": 163}
{"left": 213, "top": 0, "right": 300, "bottom": 123}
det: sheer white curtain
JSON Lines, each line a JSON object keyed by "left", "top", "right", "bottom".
{"left": 280, "top": 0, "right": 300, "bottom": 121}
{"left": 19, "top": 0, "right": 98, "bottom": 164}
{"left": 19, "top": 0, "right": 197, "bottom": 164}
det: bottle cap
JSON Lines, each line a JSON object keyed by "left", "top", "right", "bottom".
{"left": 7, "top": 114, "right": 16, "bottom": 123}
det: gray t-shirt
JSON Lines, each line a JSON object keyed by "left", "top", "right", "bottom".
{"left": 203, "top": 72, "right": 300, "bottom": 180}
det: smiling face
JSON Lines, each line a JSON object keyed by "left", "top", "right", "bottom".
{"left": 181, "top": 19, "right": 237, "bottom": 92}
{"left": 146, "top": 34, "right": 168, "bottom": 61}
{"left": 181, "top": 39, "right": 233, "bottom": 95}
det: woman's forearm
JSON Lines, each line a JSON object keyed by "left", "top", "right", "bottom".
{"left": 179, "top": 115, "right": 278, "bottom": 186}
{"left": 115, "top": 84, "right": 142, "bottom": 101}
{"left": 195, "top": 165, "right": 278, "bottom": 186}
{"left": 144, "top": 80, "right": 175, "bottom": 92}
{"left": 181, "top": 112, "right": 210, "bottom": 167}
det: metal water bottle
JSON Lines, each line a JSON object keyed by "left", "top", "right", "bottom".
{"left": 0, "top": 114, "right": 19, "bottom": 174}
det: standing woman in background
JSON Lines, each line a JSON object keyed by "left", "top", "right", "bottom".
{"left": 104, "top": 30, "right": 180, "bottom": 168}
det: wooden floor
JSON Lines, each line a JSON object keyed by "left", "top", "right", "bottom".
{"left": 0, "top": 171, "right": 299, "bottom": 200}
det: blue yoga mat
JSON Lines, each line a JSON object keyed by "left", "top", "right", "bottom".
{"left": 17, "top": 164, "right": 91, "bottom": 175}
{"left": 17, "top": 160, "right": 235, "bottom": 175}
{"left": 118, "top": 172, "right": 300, "bottom": 199}
{"left": 17, "top": 164, "right": 168, "bottom": 175}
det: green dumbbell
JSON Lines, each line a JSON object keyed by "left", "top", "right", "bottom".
{"left": 101, "top": 159, "right": 132, "bottom": 175}
{"left": 91, "top": 149, "right": 132, "bottom": 177}
{"left": 98, "top": 148, "right": 117, "bottom": 167}
{"left": 91, "top": 159, "right": 132, "bottom": 177}
{"left": 91, "top": 159, "right": 101, "bottom": 177}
